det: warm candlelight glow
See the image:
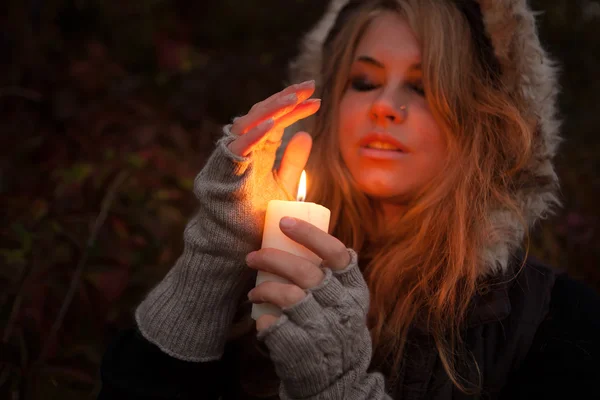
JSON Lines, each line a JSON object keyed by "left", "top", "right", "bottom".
{"left": 253, "top": 168, "right": 331, "bottom": 320}
{"left": 297, "top": 170, "right": 307, "bottom": 202}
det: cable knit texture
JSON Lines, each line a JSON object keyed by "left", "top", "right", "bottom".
{"left": 135, "top": 125, "right": 390, "bottom": 397}
{"left": 258, "top": 249, "right": 391, "bottom": 399}
{"left": 135, "top": 125, "right": 292, "bottom": 361}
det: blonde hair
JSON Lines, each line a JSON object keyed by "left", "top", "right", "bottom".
{"left": 231, "top": 0, "right": 535, "bottom": 395}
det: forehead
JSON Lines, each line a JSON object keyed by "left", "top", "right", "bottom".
{"left": 354, "top": 12, "right": 422, "bottom": 65}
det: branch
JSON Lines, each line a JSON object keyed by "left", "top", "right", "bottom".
{"left": 35, "top": 171, "right": 130, "bottom": 365}
{"left": 3, "top": 218, "right": 83, "bottom": 344}
{"left": 0, "top": 87, "right": 42, "bottom": 101}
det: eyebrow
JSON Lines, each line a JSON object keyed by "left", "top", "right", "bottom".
{"left": 356, "top": 55, "right": 422, "bottom": 71}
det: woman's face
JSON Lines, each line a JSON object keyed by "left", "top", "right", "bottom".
{"left": 339, "top": 12, "right": 447, "bottom": 206}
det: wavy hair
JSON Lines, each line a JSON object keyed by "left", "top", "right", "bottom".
{"left": 230, "top": 0, "right": 535, "bottom": 395}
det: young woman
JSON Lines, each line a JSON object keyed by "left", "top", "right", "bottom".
{"left": 99, "top": 0, "right": 600, "bottom": 399}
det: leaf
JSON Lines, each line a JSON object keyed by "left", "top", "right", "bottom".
{"left": 111, "top": 217, "right": 129, "bottom": 239}
{"left": 131, "top": 234, "right": 147, "bottom": 247}
{"left": 1, "top": 224, "right": 33, "bottom": 268}
{"left": 51, "top": 221, "right": 63, "bottom": 233}
{"left": 156, "top": 204, "right": 184, "bottom": 226}
{"left": 177, "top": 176, "right": 194, "bottom": 191}
{"left": 154, "top": 189, "right": 183, "bottom": 201}
{"left": 72, "top": 164, "right": 94, "bottom": 183}
{"left": 126, "top": 153, "right": 147, "bottom": 169}
{"left": 0, "top": 249, "right": 27, "bottom": 265}
{"left": 12, "top": 223, "right": 33, "bottom": 253}
{"left": 31, "top": 199, "right": 49, "bottom": 221}
{"left": 54, "top": 163, "right": 94, "bottom": 184}
{"left": 85, "top": 267, "right": 130, "bottom": 304}
{"left": 104, "top": 149, "right": 115, "bottom": 160}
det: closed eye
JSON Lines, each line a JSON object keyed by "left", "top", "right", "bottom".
{"left": 350, "top": 76, "right": 380, "bottom": 91}
{"left": 407, "top": 80, "right": 425, "bottom": 96}
{"left": 349, "top": 75, "right": 425, "bottom": 96}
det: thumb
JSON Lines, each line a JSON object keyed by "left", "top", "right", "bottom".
{"left": 277, "top": 132, "right": 313, "bottom": 196}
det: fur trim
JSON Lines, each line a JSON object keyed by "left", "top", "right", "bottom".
{"left": 287, "top": 0, "right": 562, "bottom": 276}
{"left": 476, "top": 0, "right": 561, "bottom": 274}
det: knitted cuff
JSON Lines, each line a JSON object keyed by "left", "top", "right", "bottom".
{"left": 257, "top": 249, "right": 379, "bottom": 399}
{"left": 136, "top": 125, "right": 289, "bottom": 361}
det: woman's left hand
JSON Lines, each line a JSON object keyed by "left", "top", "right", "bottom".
{"left": 245, "top": 217, "right": 384, "bottom": 399}
{"left": 245, "top": 216, "right": 352, "bottom": 331}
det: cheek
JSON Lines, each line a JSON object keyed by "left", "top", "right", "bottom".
{"left": 338, "top": 94, "right": 369, "bottom": 151}
{"left": 411, "top": 102, "right": 446, "bottom": 152}
{"left": 338, "top": 96, "right": 357, "bottom": 156}
{"left": 339, "top": 95, "right": 359, "bottom": 134}
{"left": 414, "top": 111, "right": 448, "bottom": 172}
{"left": 339, "top": 91, "right": 374, "bottom": 127}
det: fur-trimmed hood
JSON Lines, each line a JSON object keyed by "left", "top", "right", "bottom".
{"left": 287, "top": 0, "right": 562, "bottom": 276}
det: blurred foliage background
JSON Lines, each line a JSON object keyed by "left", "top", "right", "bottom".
{"left": 1, "top": 0, "right": 599, "bottom": 398}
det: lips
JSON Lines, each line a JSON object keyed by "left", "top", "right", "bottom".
{"left": 358, "top": 132, "right": 408, "bottom": 153}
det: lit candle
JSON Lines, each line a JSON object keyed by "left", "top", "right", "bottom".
{"left": 251, "top": 171, "right": 331, "bottom": 320}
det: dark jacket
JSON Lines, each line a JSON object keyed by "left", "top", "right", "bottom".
{"left": 98, "top": 256, "right": 600, "bottom": 399}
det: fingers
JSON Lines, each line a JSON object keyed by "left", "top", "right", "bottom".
{"left": 277, "top": 132, "right": 312, "bottom": 195}
{"left": 249, "top": 281, "right": 307, "bottom": 332}
{"left": 227, "top": 118, "right": 274, "bottom": 157}
{"left": 231, "top": 80, "right": 316, "bottom": 136}
{"left": 279, "top": 217, "right": 351, "bottom": 270}
{"left": 255, "top": 314, "right": 279, "bottom": 332}
{"left": 268, "top": 99, "right": 321, "bottom": 142}
{"left": 256, "top": 81, "right": 316, "bottom": 123}
{"left": 227, "top": 80, "right": 319, "bottom": 157}
{"left": 233, "top": 93, "right": 298, "bottom": 135}
{"left": 260, "top": 97, "right": 321, "bottom": 147}
{"left": 248, "top": 281, "right": 306, "bottom": 309}
{"left": 246, "top": 248, "right": 325, "bottom": 289}
{"left": 262, "top": 80, "right": 315, "bottom": 107}
{"left": 227, "top": 98, "right": 320, "bottom": 157}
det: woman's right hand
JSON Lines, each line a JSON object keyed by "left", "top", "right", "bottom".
{"left": 227, "top": 80, "right": 321, "bottom": 195}
{"left": 134, "top": 81, "right": 322, "bottom": 362}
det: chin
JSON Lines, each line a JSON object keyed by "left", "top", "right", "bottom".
{"left": 355, "top": 178, "right": 411, "bottom": 200}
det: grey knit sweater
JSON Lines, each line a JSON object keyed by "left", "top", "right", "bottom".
{"left": 135, "top": 126, "right": 390, "bottom": 399}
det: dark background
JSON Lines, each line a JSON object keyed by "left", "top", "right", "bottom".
{"left": 1, "top": 0, "right": 599, "bottom": 398}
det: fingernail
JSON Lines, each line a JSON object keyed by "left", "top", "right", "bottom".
{"left": 305, "top": 99, "right": 321, "bottom": 104}
{"left": 246, "top": 252, "right": 256, "bottom": 264}
{"left": 280, "top": 217, "right": 297, "bottom": 229}
{"left": 301, "top": 80, "right": 315, "bottom": 87}
{"left": 247, "top": 289, "right": 255, "bottom": 300}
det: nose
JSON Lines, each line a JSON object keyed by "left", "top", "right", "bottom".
{"left": 369, "top": 93, "right": 406, "bottom": 126}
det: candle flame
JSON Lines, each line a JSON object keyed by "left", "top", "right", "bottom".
{"left": 297, "top": 170, "right": 307, "bottom": 202}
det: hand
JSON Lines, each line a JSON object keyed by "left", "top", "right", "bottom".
{"left": 245, "top": 217, "right": 375, "bottom": 399}
{"left": 245, "top": 216, "right": 354, "bottom": 331}
{"left": 227, "top": 80, "right": 321, "bottom": 195}
{"left": 135, "top": 82, "right": 322, "bottom": 363}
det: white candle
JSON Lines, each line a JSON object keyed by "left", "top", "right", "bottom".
{"left": 251, "top": 171, "right": 331, "bottom": 320}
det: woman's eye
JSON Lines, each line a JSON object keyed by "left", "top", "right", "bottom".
{"left": 350, "top": 76, "right": 379, "bottom": 91}
{"left": 408, "top": 81, "right": 425, "bottom": 96}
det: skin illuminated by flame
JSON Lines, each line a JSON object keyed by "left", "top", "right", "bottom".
{"left": 339, "top": 12, "right": 447, "bottom": 204}
{"left": 297, "top": 170, "right": 307, "bottom": 202}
